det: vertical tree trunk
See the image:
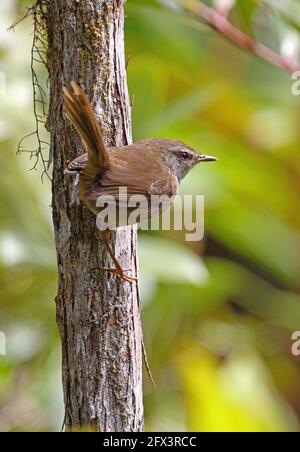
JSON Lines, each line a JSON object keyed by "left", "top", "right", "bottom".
{"left": 45, "top": 0, "right": 144, "bottom": 432}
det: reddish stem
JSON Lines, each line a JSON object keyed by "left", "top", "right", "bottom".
{"left": 183, "top": 0, "right": 300, "bottom": 73}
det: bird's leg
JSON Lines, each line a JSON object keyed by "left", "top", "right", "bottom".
{"left": 99, "top": 232, "right": 137, "bottom": 284}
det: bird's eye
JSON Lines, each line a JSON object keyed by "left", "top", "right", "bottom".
{"left": 180, "top": 151, "right": 190, "bottom": 160}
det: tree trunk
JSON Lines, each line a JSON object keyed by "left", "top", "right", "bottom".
{"left": 45, "top": 0, "right": 144, "bottom": 432}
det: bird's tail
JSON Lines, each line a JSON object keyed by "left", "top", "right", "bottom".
{"left": 63, "top": 81, "right": 110, "bottom": 174}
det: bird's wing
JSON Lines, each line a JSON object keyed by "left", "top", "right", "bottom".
{"left": 147, "top": 177, "right": 179, "bottom": 197}
{"left": 86, "top": 186, "right": 146, "bottom": 200}
{"left": 63, "top": 81, "right": 110, "bottom": 173}
{"left": 84, "top": 149, "right": 179, "bottom": 201}
{"left": 64, "top": 153, "right": 88, "bottom": 175}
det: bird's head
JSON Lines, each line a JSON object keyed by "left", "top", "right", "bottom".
{"left": 151, "top": 138, "right": 217, "bottom": 181}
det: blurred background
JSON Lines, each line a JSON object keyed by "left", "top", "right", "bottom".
{"left": 1, "top": 0, "right": 300, "bottom": 432}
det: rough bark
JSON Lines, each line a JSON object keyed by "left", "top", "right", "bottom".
{"left": 45, "top": 0, "right": 144, "bottom": 432}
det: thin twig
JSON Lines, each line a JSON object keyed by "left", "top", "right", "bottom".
{"left": 7, "top": 7, "right": 34, "bottom": 32}
{"left": 179, "top": 0, "right": 300, "bottom": 73}
{"left": 11, "top": 1, "right": 51, "bottom": 181}
{"left": 142, "top": 338, "right": 156, "bottom": 388}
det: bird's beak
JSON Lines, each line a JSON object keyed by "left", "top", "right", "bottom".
{"left": 197, "top": 154, "right": 218, "bottom": 162}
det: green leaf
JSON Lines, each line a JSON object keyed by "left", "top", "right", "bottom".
{"left": 261, "top": 0, "right": 300, "bottom": 34}
{"left": 234, "top": 0, "right": 259, "bottom": 34}
{"left": 178, "top": 346, "right": 298, "bottom": 432}
{"left": 139, "top": 235, "right": 209, "bottom": 285}
{"left": 145, "top": 84, "right": 221, "bottom": 135}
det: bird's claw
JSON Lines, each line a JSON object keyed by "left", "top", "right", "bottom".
{"left": 101, "top": 267, "right": 138, "bottom": 284}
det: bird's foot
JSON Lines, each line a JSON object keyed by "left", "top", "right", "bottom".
{"left": 101, "top": 266, "right": 138, "bottom": 284}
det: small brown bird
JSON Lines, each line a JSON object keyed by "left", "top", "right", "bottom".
{"left": 63, "top": 81, "right": 216, "bottom": 283}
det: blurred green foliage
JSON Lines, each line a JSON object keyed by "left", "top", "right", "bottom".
{"left": 0, "top": 0, "right": 300, "bottom": 432}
